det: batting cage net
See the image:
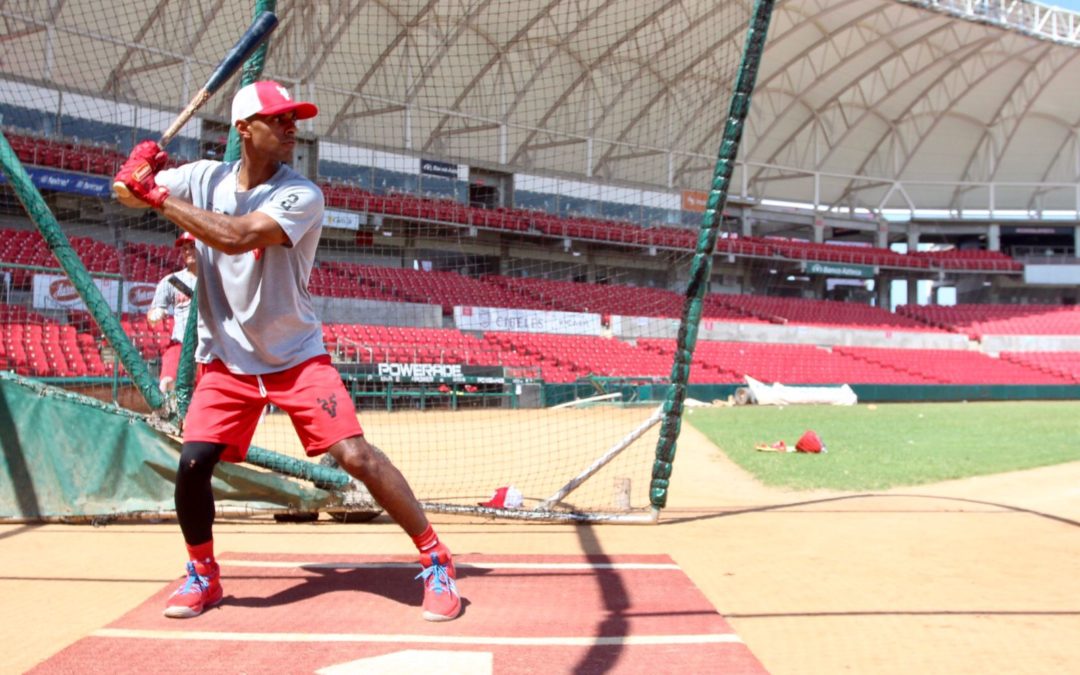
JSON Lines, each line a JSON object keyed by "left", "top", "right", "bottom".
{"left": 0, "top": 0, "right": 767, "bottom": 522}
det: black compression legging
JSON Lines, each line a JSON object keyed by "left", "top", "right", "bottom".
{"left": 174, "top": 441, "right": 227, "bottom": 546}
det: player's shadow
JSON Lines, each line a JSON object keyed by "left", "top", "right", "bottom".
{"left": 224, "top": 563, "right": 486, "bottom": 615}
{"left": 566, "top": 526, "right": 629, "bottom": 675}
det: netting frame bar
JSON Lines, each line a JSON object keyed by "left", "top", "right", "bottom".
{"left": 537, "top": 404, "right": 664, "bottom": 511}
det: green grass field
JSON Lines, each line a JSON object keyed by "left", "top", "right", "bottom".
{"left": 685, "top": 401, "right": 1080, "bottom": 491}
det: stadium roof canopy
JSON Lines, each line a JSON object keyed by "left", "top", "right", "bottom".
{"left": 4, "top": 0, "right": 1080, "bottom": 219}
{"left": 748, "top": 0, "right": 1080, "bottom": 219}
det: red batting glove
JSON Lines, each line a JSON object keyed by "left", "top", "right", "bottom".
{"left": 113, "top": 140, "right": 170, "bottom": 208}
{"left": 129, "top": 140, "right": 169, "bottom": 171}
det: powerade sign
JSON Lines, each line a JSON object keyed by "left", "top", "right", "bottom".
{"left": 0, "top": 166, "right": 112, "bottom": 198}
{"left": 377, "top": 363, "right": 463, "bottom": 381}
{"left": 420, "top": 158, "right": 458, "bottom": 179}
{"left": 337, "top": 362, "right": 510, "bottom": 383}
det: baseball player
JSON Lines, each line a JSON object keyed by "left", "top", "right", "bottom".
{"left": 147, "top": 231, "right": 198, "bottom": 394}
{"left": 112, "top": 80, "right": 461, "bottom": 622}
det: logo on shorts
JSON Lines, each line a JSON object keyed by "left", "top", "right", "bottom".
{"left": 317, "top": 393, "right": 338, "bottom": 418}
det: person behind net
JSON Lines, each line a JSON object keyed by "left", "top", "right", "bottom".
{"left": 111, "top": 80, "right": 461, "bottom": 622}
{"left": 147, "top": 231, "right": 198, "bottom": 396}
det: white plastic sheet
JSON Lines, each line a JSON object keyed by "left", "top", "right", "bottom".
{"left": 745, "top": 375, "right": 858, "bottom": 406}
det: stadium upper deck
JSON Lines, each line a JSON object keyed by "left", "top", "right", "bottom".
{"left": 2, "top": 0, "right": 1079, "bottom": 307}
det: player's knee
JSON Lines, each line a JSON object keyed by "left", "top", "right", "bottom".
{"left": 330, "top": 437, "right": 384, "bottom": 481}
{"left": 177, "top": 442, "right": 225, "bottom": 483}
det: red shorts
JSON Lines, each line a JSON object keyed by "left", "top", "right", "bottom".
{"left": 182, "top": 355, "right": 364, "bottom": 463}
{"left": 160, "top": 341, "right": 182, "bottom": 383}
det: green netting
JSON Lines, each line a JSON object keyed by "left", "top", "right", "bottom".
{"left": 0, "top": 132, "right": 163, "bottom": 412}
{"left": 0, "top": 1, "right": 763, "bottom": 522}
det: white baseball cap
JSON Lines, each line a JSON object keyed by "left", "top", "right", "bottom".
{"left": 231, "top": 80, "right": 318, "bottom": 125}
{"left": 478, "top": 485, "right": 524, "bottom": 509}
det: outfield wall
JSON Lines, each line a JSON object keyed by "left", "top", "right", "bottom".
{"left": 542, "top": 383, "right": 1080, "bottom": 406}
{"left": 847, "top": 384, "right": 1080, "bottom": 402}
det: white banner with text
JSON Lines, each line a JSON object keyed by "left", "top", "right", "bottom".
{"left": 454, "top": 306, "right": 602, "bottom": 335}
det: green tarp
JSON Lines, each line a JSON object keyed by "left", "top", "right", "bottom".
{"left": 0, "top": 373, "right": 332, "bottom": 521}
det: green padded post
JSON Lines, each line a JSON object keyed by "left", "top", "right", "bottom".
{"left": 223, "top": 0, "right": 277, "bottom": 163}
{"left": 650, "top": 0, "right": 776, "bottom": 509}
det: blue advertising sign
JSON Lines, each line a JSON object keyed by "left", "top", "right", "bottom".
{"left": 420, "top": 158, "right": 459, "bottom": 179}
{"left": 0, "top": 165, "right": 112, "bottom": 198}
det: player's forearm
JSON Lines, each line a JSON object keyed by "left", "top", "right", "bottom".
{"left": 159, "top": 197, "right": 283, "bottom": 254}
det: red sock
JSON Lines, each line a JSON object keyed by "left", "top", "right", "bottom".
{"left": 411, "top": 525, "right": 451, "bottom": 565}
{"left": 186, "top": 540, "right": 217, "bottom": 574}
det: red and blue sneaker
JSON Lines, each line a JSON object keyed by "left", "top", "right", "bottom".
{"left": 416, "top": 552, "right": 461, "bottom": 621}
{"left": 163, "top": 561, "right": 223, "bottom": 618}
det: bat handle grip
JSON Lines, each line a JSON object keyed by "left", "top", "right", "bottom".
{"left": 113, "top": 157, "right": 158, "bottom": 202}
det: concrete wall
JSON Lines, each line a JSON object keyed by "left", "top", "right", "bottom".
{"left": 610, "top": 315, "right": 973, "bottom": 349}
{"left": 309, "top": 301, "right": 1079, "bottom": 354}
{"left": 980, "top": 335, "right": 1080, "bottom": 353}
{"left": 313, "top": 297, "right": 442, "bottom": 327}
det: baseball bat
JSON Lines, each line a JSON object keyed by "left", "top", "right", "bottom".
{"left": 113, "top": 11, "right": 279, "bottom": 201}
{"left": 166, "top": 274, "right": 195, "bottom": 298}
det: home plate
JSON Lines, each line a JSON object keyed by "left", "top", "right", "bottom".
{"left": 316, "top": 649, "right": 491, "bottom": 674}
{"left": 29, "top": 553, "right": 767, "bottom": 674}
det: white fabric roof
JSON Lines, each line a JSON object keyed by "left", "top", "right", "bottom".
{"left": 4, "top": 0, "right": 1079, "bottom": 216}
{"left": 747, "top": 0, "right": 1080, "bottom": 216}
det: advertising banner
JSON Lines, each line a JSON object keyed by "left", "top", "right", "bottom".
{"left": 122, "top": 281, "right": 157, "bottom": 313}
{"left": 336, "top": 362, "right": 526, "bottom": 383}
{"left": 681, "top": 189, "right": 709, "bottom": 212}
{"left": 32, "top": 273, "right": 120, "bottom": 311}
{"left": 323, "top": 208, "right": 361, "bottom": 231}
{"left": 454, "top": 306, "right": 602, "bottom": 335}
{"left": 31, "top": 274, "right": 156, "bottom": 313}
{"left": 420, "top": 158, "right": 459, "bottom": 179}
{"left": 0, "top": 166, "right": 112, "bottom": 198}
{"left": 805, "top": 261, "right": 875, "bottom": 279}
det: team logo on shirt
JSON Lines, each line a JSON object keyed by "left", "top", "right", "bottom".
{"left": 280, "top": 193, "right": 300, "bottom": 211}
{"left": 317, "top": 393, "right": 338, "bottom": 418}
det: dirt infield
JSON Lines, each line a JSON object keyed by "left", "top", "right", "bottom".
{"left": 3, "top": 422, "right": 1079, "bottom": 673}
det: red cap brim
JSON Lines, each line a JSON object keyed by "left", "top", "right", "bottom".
{"left": 255, "top": 101, "right": 319, "bottom": 121}
{"left": 479, "top": 487, "right": 508, "bottom": 507}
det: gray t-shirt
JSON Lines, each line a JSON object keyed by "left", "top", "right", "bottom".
{"left": 155, "top": 160, "right": 326, "bottom": 375}
{"left": 150, "top": 267, "right": 198, "bottom": 342}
